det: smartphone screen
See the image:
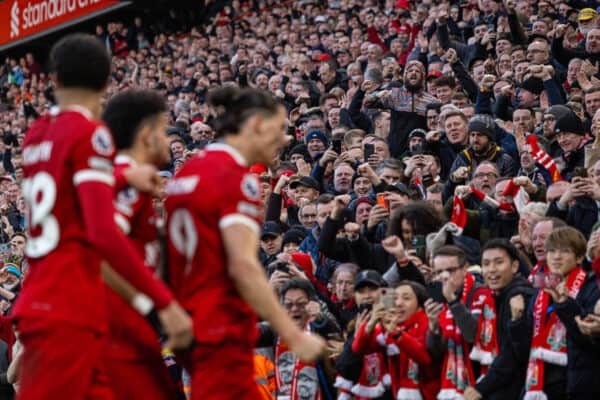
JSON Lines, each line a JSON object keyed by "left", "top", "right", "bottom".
{"left": 380, "top": 288, "right": 395, "bottom": 309}
{"left": 411, "top": 235, "right": 426, "bottom": 261}
{"left": 427, "top": 281, "right": 447, "bottom": 304}
{"left": 332, "top": 139, "right": 342, "bottom": 154}
{"left": 376, "top": 193, "right": 389, "bottom": 210}
{"left": 364, "top": 143, "right": 375, "bottom": 161}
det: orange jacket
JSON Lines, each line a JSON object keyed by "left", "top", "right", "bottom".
{"left": 254, "top": 353, "right": 276, "bottom": 400}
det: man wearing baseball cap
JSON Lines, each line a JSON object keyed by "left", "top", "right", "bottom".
{"left": 578, "top": 8, "right": 598, "bottom": 36}
{"left": 289, "top": 176, "right": 321, "bottom": 203}
{"left": 334, "top": 270, "right": 389, "bottom": 398}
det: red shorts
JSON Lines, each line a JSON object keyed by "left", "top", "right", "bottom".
{"left": 181, "top": 342, "right": 260, "bottom": 400}
{"left": 107, "top": 356, "right": 177, "bottom": 400}
{"left": 17, "top": 318, "right": 112, "bottom": 400}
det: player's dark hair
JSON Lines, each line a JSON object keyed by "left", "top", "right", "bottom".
{"left": 49, "top": 33, "right": 111, "bottom": 91}
{"left": 207, "top": 87, "right": 282, "bottom": 138}
{"left": 102, "top": 89, "right": 167, "bottom": 150}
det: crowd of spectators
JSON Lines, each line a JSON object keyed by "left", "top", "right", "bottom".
{"left": 3, "top": 0, "right": 600, "bottom": 398}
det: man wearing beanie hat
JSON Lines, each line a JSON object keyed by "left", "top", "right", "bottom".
{"left": 281, "top": 228, "right": 307, "bottom": 254}
{"left": 448, "top": 114, "right": 518, "bottom": 184}
{"left": 305, "top": 129, "right": 330, "bottom": 159}
{"left": 288, "top": 144, "right": 312, "bottom": 164}
{"left": 540, "top": 105, "right": 572, "bottom": 158}
{"left": 555, "top": 110, "right": 591, "bottom": 179}
{"left": 518, "top": 77, "right": 545, "bottom": 107}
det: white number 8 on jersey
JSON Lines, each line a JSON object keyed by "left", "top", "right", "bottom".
{"left": 22, "top": 172, "right": 60, "bottom": 258}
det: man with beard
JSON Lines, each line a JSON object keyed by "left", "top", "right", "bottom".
{"left": 367, "top": 60, "right": 438, "bottom": 158}
{"left": 256, "top": 279, "right": 339, "bottom": 399}
{"left": 447, "top": 115, "right": 517, "bottom": 186}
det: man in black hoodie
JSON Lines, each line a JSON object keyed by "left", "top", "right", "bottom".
{"left": 464, "top": 239, "right": 535, "bottom": 400}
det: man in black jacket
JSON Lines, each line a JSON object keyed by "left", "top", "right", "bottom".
{"left": 464, "top": 239, "right": 535, "bottom": 400}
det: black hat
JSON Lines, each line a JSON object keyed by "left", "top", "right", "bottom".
{"left": 260, "top": 221, "right": 283, "bottom": 240}
{"left": 545, "top": 105, "right": 571, "bottom": 120}
{"left": 468, "top": 114, "right": 495, "bottom": 141}
{"left": 554, "top": 110, "right": 585, "bottom": 136}
{"left": 520, "top": 77, "right": 544, "bottom": 95}
{"left": 289, "top": 176, "right": 320, "bottom": 191}
{"left": 408, "top": 129, "right": 427, "bottom": 140}
{"left": 289, "top": 144, "right": 312, "bottom": 162}
{"left": 354, "top": 270, "right": 385, "bottom": 290}
{"left": 282, "top": 228, "right": 306, "bottom": 247}
{"left": 388, "top": 182, "right": 410, "bottom": 196}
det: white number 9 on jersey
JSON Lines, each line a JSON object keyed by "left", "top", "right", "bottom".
{"left": 168, "top": 208, "right": 198, "bottom": 275}
{"left": 22, "top": 172, "right": 60, "bottom": 258}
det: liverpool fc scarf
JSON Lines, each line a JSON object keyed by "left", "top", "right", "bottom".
{"left": 275, "top": 337, "right": 294, "bottom": 399}
{"left": 470, "top": 293, "right": 499, "bottom": 376}
{"left": 524, "top": 267, "right": 587, "bottom": 400}
{"left": 438, "top": 273, "right": 476, "bottom": 399}
{"left": 334, "top": 351, "right": 388, "bottom": 399}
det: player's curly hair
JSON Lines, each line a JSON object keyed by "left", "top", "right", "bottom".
{"left": 207, "top": 86, "right": 283, "bottom": 138}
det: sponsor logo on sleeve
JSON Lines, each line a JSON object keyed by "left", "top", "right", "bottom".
{"left": 91, "top": 126, "right": 114, "bottom": 156}
{"left": 241, "top": 174, "right": 261, "bottom": 201}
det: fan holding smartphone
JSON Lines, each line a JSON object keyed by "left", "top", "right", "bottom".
{"left": 423, "top": 246, "right": 493, "bottom": 397}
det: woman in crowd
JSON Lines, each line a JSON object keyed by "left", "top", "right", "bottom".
{"left": 352, "top": 281, "right": 440, "bottom": 400}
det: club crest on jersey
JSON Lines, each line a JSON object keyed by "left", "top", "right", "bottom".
{"left": 241, "top": 174, "right": 261, "bottom": 201}
{"left": 92, "top": 127, "right": 114, "bottom": 156}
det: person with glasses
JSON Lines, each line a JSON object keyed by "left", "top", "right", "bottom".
{"left": 189, "top": 121, "right": 214, "bottom": 149}
{"left": 510, "top": 227, "right": 600, "bottom": 400}
{"left": 425, "top": 245, "right": 493, "bottom": 399}
{"left": 257, "top": 278, "right": 340, "bottom": 400}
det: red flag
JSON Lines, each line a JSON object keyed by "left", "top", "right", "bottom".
{"left": 526, "top": 135, "right": 563, "bottom": 183}
{"left": 501, "top": 179, "right": 530, "bottom": 213}
{"left": 449, "top": 195, "right": 467, "bottom": 235}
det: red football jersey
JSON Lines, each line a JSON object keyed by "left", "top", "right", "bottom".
{"left": 107, "top": 154, "right": 161, "bottom": 360}
{"left": 16, "top": 106, "right": 118, "bottom": 330}
{"left": 165, "top": 143, "right": 264, "bottom": 345}
{"left": 113, "top": 155, "right": 159, "bottom": 268}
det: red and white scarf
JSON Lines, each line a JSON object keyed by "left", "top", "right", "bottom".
{"left": 383, "top": 311, "right": 427, "bottom": 400}
{"left": 438, "top": 274, "right": 476, "bottom": 399}
{"left": 470, "top": 292, "right": 499, "bottom": 377}
{"left": 334, "top": 352, "right": 388, "bottom": 399}
{"left": 525, "top": 135, "right": 562, "bottom": 183}
{"left": 276, "top": 325, "right": 322, "bottom": 400}
{"left": 524, "top": 267, "right": 587, "bottom": 400}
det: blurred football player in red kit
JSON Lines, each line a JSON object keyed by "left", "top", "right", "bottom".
{"left": 15, "top": 34, "right": 193, "bottom": 400}
{"left": 165, "top": 86, "right": 326, "bottom": 400}
{"left": 102, "top": 89, "right": 181, "bottom": 400}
